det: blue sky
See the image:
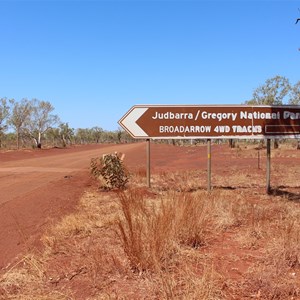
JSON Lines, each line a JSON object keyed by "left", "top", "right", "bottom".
{"left": 0, "top": 0, "right": 299, "bottom": 131}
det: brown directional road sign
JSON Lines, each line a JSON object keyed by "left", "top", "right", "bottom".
{"left": 118, "top": 105, "right": 300, "bottom": 139}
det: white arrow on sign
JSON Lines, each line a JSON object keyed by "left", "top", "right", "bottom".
{"left": 119, "top": 107, "right": 149, "bottom": 138}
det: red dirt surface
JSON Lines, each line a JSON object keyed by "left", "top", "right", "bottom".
{"left": 0, "top": 143, "right": 143, "bottom": 269}
{"left": 0, "top": 141, "right": 298, "bottom": 273}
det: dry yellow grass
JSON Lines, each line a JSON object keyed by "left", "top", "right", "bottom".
{"left": 0, "top": 144, "right": 300, "bottom": 299}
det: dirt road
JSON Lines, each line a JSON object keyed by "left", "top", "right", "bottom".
{"left": 0, "top": 143, "right": 145, "bottom": 269}
{"left": 0, "top": 143, "right": 146, "bottom": 205}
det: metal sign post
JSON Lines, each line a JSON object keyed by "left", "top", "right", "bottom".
{"left": 266, "top": 139, "right": 271, "bottom": 194}
{"left": 146, "top": 139, "right": 151, "bottom": 188}
{"left": 207, "top": 139, "right": 212, "bottom": 191}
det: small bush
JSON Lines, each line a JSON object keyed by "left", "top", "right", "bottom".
{"left": 90, "top": 152, "right": 129, "bottom": 190}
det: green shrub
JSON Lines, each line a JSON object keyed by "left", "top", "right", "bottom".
{"left": 90, "top": 152, "right": 129, "bottom": 190}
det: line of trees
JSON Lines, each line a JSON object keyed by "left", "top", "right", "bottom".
{"left": 0, "top": 98, "right": 134, "bottom": 149}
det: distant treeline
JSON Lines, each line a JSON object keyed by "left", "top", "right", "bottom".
{"left": 0, "top": 98, "right": 135, "bottom": 149}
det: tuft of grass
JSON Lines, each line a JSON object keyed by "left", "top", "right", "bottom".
{"left": 153, "top": 262, "right": 224, "bottom": 300}
{"left": 172, "top": 192, "right": 211, "bottom": 248}
{"left": 117, "top": 189, "right": 176, "bottom": 272}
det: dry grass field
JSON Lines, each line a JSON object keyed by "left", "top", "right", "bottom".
{"left": 0, "top": 142, "right": 299, "bottom": 299}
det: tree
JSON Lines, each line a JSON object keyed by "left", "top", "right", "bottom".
{"left": 23, "top": 99, "right": 60, "bottom": 148}
{"left": 247, "top": 75, "right": 291, "bottom": 105}
{"left": 45, "top": 124, "right": 74, "bottom": 148}
{"left": 9, "top": 98, "right": 31, "bottom": 149}
{"left": 245, "top": 76, "right": 289, "bottom": 148}
{"left": 75, "top": 128, "right": 91, "bottom": 144}
{"left": 58, "top": 122, "right": 74, "bottom": 147}
{"left": 91, "top": 126, "right": 104, "bottom": 143}
{"left": 115, "top": 127, "right": 134, "bottom": 143}
{"left": 245, "top": 76, "right": 300, "bottom": 149}
{"left": 289, "top": 81, "right": 300, "bottom": 149}
{"left": 289, "top": 81, "right": 300, "bottom": 105}
{"left": 45, "top": 127, "right": 60, "bottom": 147}
{"left": 0, "top": 98, "right": 11, "bottom": 148}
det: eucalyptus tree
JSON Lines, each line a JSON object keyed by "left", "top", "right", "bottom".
{"left": 289, "top": 81, "right": 300, "bottom": 149}
{"left": 75, "top": 128, "right": 91, "bottom": 144}
{"left": 91, "top": 126, "right": 104, "bottom": 143}
{"left": 45, "top": 123, "right": 74, "bottom": 147}
{"left": 23, "top": 99, "right": 60, "bottom": 148}
{"left": 9, "top": 98, "right": 31, "bottom": 149}
{"left": 116, "top": 127, "right": 135, "bottom": 143}
{"left": 45, "top": 127, "right": 60, "bottom": 147}
{"left": 289, "top": 81, "right": 300, "bottom": 105}
{"left": 59, "top": 122, "right": 74, "bottom": 147}
{"left": 245, "top": 76, "right": 300, "bottom": 149}
{"left": 0, "top": 98, "right": 11, "bottom": 147}
{"left": 247, "top": 75, "right": 291, "bottom": 106}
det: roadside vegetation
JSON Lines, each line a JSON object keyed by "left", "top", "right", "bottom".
{"left": 0, "top": 98, "right": 135, "bottom": 149}
{"left": 90, "top": 152, "right": 129, "bottom": 190}
{"left": 0, "top": 143, "right": 299, "bottom": 299}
